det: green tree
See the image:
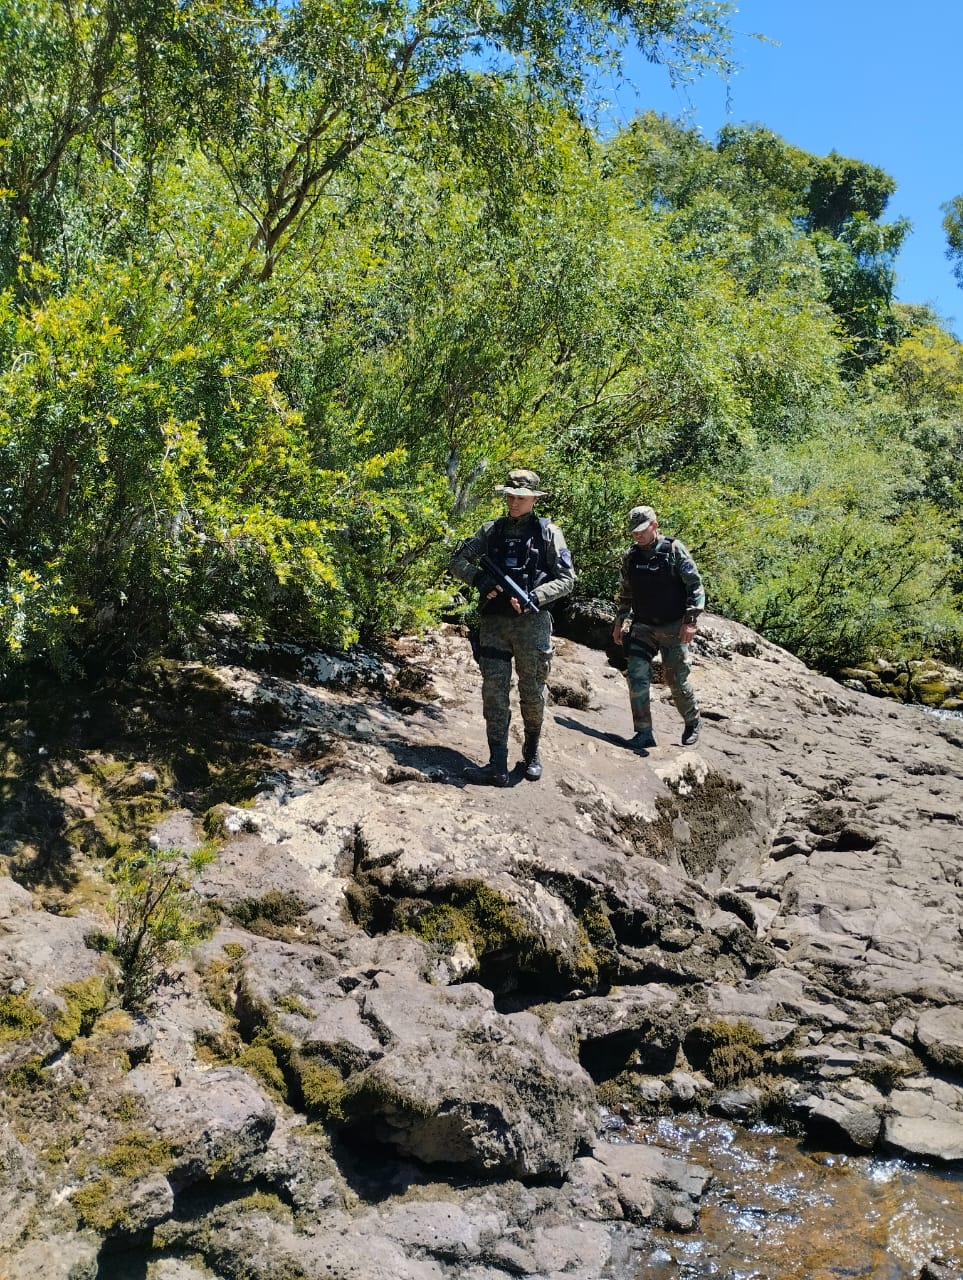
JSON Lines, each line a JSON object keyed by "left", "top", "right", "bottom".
{"left": 0, "top": 0, "right": 127, "bottom": 276}
{"left": 715, "top": 123, "right": 812, "bottom": 220}
{"left": 612, "top": 121, "right": 909, "bottom": 375}
{"left": 3, "top": 1, "right": 961, "bottom": 683}
{"left": 944, "top": 194, "right": 963, "bottom": 289}
{"left": 646, "top": 435, "right": 962, "bottom": 670}
{"left": 0, "top": 1, "right": 736, "bottom": 285}
{"left": 128, "top": 0, "right": 738, "bottom": 282}
{"left": 862, "top": 307, "right": 963, "bottom": 601}
{"left": 800, "top": 153, "right": 907, "bottom": 370}
{"left": 803, "top": 151, "right": 896, "bottom": 237}
{"left": 0, "top": 233, "right": 367, "bottom": 669}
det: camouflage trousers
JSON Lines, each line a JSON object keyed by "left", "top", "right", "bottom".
{"left": 624, "top": 621, "right": 698, "bottom": 731}
{"left": 477, "top": 610, "right": 554, "bottom": 743}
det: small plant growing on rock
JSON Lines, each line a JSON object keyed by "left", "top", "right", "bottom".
{"left": 702, "top": 1020, "right": 765, "bottom": 1086}
{"left": 3, "top": 1054, "right": 46, "bottom": 1093}
{"left": 228, "top": 889, "right": 309, "bottom": 939}
{"left": 237, "top": 1029, "right": 290, "bottom": 1096}
{"left": 295, "top": 1058, "right": 346, "bottom": 1120}
{"left": 52, "top": 976, "right": 109, "bottom": 1046}
{"left": 0, "top": 992, "right": 45, "bottom": 1041}
{"left": 110, "top": 846, "right": 215, "bottom": 1011}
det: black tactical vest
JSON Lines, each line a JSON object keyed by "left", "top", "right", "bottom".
{"left": 625, "top": 537, "right": 686, "bottom": 624}
{"left": 482, "top": 516, "right": 550, "bottom": 614}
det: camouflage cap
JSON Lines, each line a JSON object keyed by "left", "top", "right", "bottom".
{"left": 628, "top": 504, "right": 657, "bottom": 532}
{"left": 494, "top": 468, "right": 549, "bottom": 498}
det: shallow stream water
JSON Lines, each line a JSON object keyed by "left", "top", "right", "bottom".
{"left": 621, "top": 1115, "right": 963, "bottom": 1279}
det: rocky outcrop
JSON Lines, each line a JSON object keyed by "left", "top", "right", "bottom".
{"left": 1, "top": 615, "right": 962, "bottom": 1276}
{"left": 838, "top": 655, "right": 963, "bottom": 710}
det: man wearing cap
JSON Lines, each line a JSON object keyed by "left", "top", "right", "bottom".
{"left": 449, "top": 469, "right": 575, "bottom": 786}
{"left": 612, "top": 505, "right": 704, "bottom": 749}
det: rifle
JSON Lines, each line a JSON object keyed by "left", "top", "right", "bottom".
{"left": 478, "top": 553, "right": 540, "bottom": 614}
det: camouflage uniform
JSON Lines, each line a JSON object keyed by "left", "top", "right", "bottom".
{"left": 471, "top": 608, "right": 555, "bottom": 744}
{"left": 449, "top": 473, "right": 575, "bottom": 781}
{"left": 615, "top": 518, "right": 704, "bottom": 742}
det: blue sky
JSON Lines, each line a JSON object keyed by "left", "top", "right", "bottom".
{"left": 600, "top": 0, "right": 963, "bottom": 335}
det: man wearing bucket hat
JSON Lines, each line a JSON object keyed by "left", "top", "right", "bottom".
{"left": 612, "top": 505, "right": 704, "bottom": 750}
{"left": 449, "top": 468, "right": 575, "bottom": 785}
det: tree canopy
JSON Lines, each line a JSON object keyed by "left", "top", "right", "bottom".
{"left": 1, "top": 0, "right": 961, "bottom": 682}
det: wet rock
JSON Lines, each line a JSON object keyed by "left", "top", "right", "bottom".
{"left": 123, "top": 1171, "right": 176, "bottom": 1234}
{"left": 301, "top": 985, "right": 386, "bottom": 1070}
{"left": 0, "top": 1128, "right": 40, "bottom": 1252}
{"left": 711, "top": 1086, "right": 764, "bottom": 1120}
{"left": 149, "top": 1262, "right": 214, "bottom": 1280}
{"left": 546, "top": 984, "right": 684, "bottom": 1077}
{"left": 5, "top": 616, "right": 963, "bottom": 1272}
{"left": 0, "top": 876, "right": 109, "bottom": 991}
{"left": 195, "top": 830, "right": 350, "bottom": 942}
{"left": 501, "top": 1218, "right": 617, "bottom": 1278}
{"left": 248, "top": 1122, "right": 346, "bottom": 1217}
{"left": 568, "top": 1139, "right": 711, "bottom": 1231}
{"left": 883, "top": 1079, "right": 963, "bottom": 1162}
{"left": 374, "top": 1199, "right": 487, "bottom": 1262}
{"left": 147, "top": 808, "right": 205, "bottom": 852}
{"left": 553, "top": 596, "right": 617, "bottom": 650}
{"left": 163, "top": 1207, "right": 448, "bottom": 1280}
{"left": 796, "top": 1078, "right": 885, "bottom": 1150}
{"left": 920, "top": 1258, "right": 963, "bottom": 1280}
{"left": 791, "top": 1033, "right": 913, "bottom": 1085}
{"left": 705, "top": 986, "right": 796, "bottom": 1048}
{"left": 634, "top": 1077, "right": 671, "bottom": 1106}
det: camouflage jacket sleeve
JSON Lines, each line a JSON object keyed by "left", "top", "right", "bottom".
{"left": 671, "top": 539, "right": 706, "bottom": 621}
{"left": 448, "top": 521, "right": 496, "bottom": 588}
{"left": 615, "top": 551, "right": 634, "bottom": 624}
{"left": 532, "top": 521, "right": 576, "bottom": 609}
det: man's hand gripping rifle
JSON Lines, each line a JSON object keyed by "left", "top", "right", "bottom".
{"left": 477, "top": 554, "right": 540, "bottom": 614}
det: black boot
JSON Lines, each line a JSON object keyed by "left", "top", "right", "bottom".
{"left": 467, "top": 737, "right": 509, "bottom": 787}
{"left": 681, "top": 718, "right": 701, "bottom": 746}
{"left": 522, "top": 733, "right": 542, "bottom": 782}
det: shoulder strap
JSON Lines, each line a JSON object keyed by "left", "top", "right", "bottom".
{"left": 629, "top": 536, "right": 676, "bottom": 571}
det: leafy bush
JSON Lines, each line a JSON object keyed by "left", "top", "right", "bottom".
{"left": 653, "top": 439, "right": 963, "bottom": 669}
{"left": 110, "top": 846, "right": 215, "bottom": 1011}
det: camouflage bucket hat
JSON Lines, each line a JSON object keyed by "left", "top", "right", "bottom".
{"left": 628, "top": 504, "right": 657, "bottom": 532}
{"left": 494, "top": 468, "right": 549, "bottom": 498}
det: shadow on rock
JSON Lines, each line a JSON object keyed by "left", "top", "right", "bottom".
{"left": 379, "top": 740, "right": 479, "bottom": 787}
{"left": 553, "top": 713, "right": 633, "bottom": 750}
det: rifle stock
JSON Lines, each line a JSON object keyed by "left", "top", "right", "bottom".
{"left": 478, "top": 554, "right": 540, "bottom": 614}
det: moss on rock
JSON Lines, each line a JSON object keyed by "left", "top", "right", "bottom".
{"left": 295, "top": 1058, "right": 347, "bottom": 1119}
{"left": 0, "top": 992, "right": 45, "bottom": 1041}
{"left": 686, "top": 1020, "right": 765, "bottom": 1086}
{"left": 52, "top": 975, "right": 109, "bottom": 1046}
{"left": 237, "top": 1040, "right": 288, "bottom": 1096}
{"left": 228, "top": 890, "right": 310, "bottom": 940}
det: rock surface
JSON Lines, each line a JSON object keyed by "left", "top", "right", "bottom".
{"left": 1, "top": 613, "right": 962, "bottom": 1277}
